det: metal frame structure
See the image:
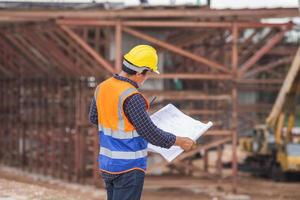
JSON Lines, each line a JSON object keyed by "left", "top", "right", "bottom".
{"left": 0, "top": 5, "right": 299, "bottom": 191}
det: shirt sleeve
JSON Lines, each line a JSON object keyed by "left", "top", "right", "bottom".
{"left": 123, "top": 93, "right": 176, "bottom": 149}
{"left": 89, "top": 97, "right": 98, "bottom": 126}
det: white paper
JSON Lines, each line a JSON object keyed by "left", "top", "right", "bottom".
{"left": 148, "top": 104, "right": 213, "bottom": 162}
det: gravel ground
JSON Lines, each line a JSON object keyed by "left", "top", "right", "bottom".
{"left": 143, "top": 175, "right": 300, "bottom": 200}
{"left": 0, "top": 178, "right": 91, "bottom": 200}
{"left": 1, "top": 166, "right": 300, "bottom": 200}
{"left": 0, "top": 166, "right": 106, "bottom": 200}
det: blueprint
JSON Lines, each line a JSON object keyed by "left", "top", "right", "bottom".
{"left": 148, "top": 104, "right": 213, "bottom": 162}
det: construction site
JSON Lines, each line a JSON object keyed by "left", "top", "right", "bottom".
{"left": 0, "top": 0, "right": 300, "bottom": 200}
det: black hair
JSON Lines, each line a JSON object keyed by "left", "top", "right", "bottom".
{"left": 122, "top": 64, "right": 148, "bottom": 76}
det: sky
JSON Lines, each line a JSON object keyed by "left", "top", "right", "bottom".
{"left": 1, "top": 0, "right": 299, "bottom": 8}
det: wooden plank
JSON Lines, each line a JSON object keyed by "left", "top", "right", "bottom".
{"left": 237, "top": 104, "right": 273, "bottom": 113}
{"left": 238, "top": 84, "right": 280, "bottom": 92}
{"left": 216, "top": 145, "right": 223, "bottom": 176}
{"left": 0, "top": 43, "right": 16, "bottom": 76}
{"left": 123, "top": 27, "right": 230, "bottom": 74}
{"left": 20, "top": 32, "right": 66, "bottom": 75}
{"left": 148, "top": 73, "right": 232, "bottom": 80}
{"left": 124, "top": 21, "right": 232, "bottom": 28}
{"left": 239, "top": 29, "right": 275, "bottom": 66}
{"left": 57, "top": 20, "right": 292, "bottom": 30}
{"left": 267, "top": 46, "right": 298, "bottom": 56}
{"left": 180, "top": 109, "right": 224, "bottom": 116}
{"left": 245, "top": 56, "right": 293, "bottom": 78}
{"left": 231, "top": 23, "right": 238, "bottom": 72}
{"left": 166, "top": 29, "right": 211, "bottom": 48}
{"left": 30, "top": 32, "right": 80, "bottom": 76}
{"left": 115, "top": 21, "right": 122, "bottom": 72}
{"left": 231, "top": 22, "right": 238, "bottom": 193}
{"left": 46, "top": 31, "right": 95, "bottom": 76}
{"left": 239, "top": 29, "right": 260, "bottom": 50}
{"left": 19, "top": 33, "right": 50, "bottom": 69}
{"left": 266, "top": 47, "right": 300, "bottom": 126}
{"left": 237, "top": 79, "right": 284, "bottom": 84}
{"left": 4, "top": 34, "right": 49, "bottom": 75}
{"left": 1, "top": 8, "right": 297, "bottom": 19}
{"left": 231, "top": 86, "right": 238, "bottom": 193}
{"left": 205, "top": 130, "right": 232, "bottom": 136}
{"left": 238, "top": 29, "right": 287, "bottom": 77}
{"left": 53, "top": 28, "right": 103, "bottom": 75}
{"left": 204, "top": 150, "right": 209, "bottom": 172}
{"left": 143, "top": 91, "right": 231, "bottom": 101}
{"left": 0, "top": 36, "right": 26, "bottom": 75}
{"left": 275, "top": 112, "right": 285, "bottom": 144}
{"left": 59, "top": 25, "right": 115, "bottom": 74}
{"left": 57, "top": 20, "right": 116, "bottom": 27}
{"left": 0, "top": 44, "right": 17, "bottom": 75}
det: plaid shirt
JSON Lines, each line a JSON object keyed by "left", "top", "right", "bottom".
{"left": 89, "top": 74, "right": 176, "bottom": 181}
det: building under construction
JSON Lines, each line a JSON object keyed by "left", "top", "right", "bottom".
{"left": 0, "top": 1, "right": 299, "bottom": 192}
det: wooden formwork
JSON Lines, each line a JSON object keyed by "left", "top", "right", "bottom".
{"left": 0, "top": 5, "right": 299, "bottom": 191}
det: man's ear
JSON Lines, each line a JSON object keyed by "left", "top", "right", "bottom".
{"left": 136, "top": 73, "right": 143, "bottom": 77}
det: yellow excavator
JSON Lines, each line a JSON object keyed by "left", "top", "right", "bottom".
{"left": 241, "top": 47, "right": 300, "bottom": 181}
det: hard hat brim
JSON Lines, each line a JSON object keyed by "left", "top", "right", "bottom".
{"left": 153, "top": 69, "right": 160, "bottom": 74}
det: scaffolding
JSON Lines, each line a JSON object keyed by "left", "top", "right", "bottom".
{"left": 0, "top": 4, "right": 299, "bottom": 191}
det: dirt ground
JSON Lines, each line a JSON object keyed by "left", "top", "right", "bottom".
{"left": 0, "top": 166, "right": 300, "bottom": 200}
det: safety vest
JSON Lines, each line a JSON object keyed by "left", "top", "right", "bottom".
{"left": 94, "top": 77, "right": 149, "bottom": 174}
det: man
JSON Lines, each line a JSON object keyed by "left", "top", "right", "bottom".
{"left": 89, "top": 44, "right": 194, "bottom": 200}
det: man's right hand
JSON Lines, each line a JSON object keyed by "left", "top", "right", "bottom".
{"left": 175, "top": 136, "right": 195, "bottom": 151}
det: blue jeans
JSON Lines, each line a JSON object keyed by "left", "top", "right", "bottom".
{"left": 102, "top": 170, "right": 145, "bottom": 200}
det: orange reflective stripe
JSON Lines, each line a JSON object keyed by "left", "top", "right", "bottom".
{"left": 100, "top": 168, "right": 146, "bottom": 175}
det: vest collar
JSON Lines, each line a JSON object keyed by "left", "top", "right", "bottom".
{"left": 113, "top": 74, "right": 139, "bottom": 89}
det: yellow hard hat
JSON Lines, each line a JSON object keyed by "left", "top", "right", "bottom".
{"left": 123, "top": 45, "right": 160, "bottom": 74}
